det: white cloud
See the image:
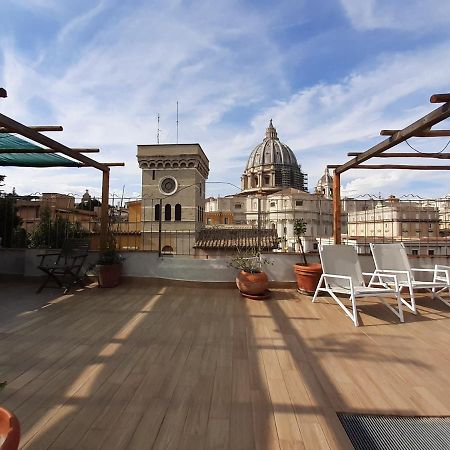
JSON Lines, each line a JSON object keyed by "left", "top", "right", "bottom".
{"left": 1, "top": 1, "right": 450, "bottom": 200}
{"left": 339, "top": 0, "right": 450, "bottom": 31}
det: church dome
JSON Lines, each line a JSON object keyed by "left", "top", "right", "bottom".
{"left": 241, "top": 120, "right": 307, "bottom": 194}
{"left": 315, "top": 168, "right": 333, "bottom": 198}
{"left": 245, "top": 120, "right": 299, "bottom": 170}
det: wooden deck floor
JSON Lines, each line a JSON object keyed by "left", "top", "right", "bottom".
{"left": 1, "top": 278, "right": 449, "bottom": 449}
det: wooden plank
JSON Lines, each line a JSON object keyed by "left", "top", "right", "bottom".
{"left": 430, "top": 93, "right": 450, "bottom": 103}
{"left": 333, "top": 173, "right": 341, "bottom": 244}
{"left": 347, "top": 152, "right": 450, "bottom": 158}
{"left": 329, "top": 164, "right": 450, "bottom": 170}
{"left": 0, "top": 148, "right": 99, "bottom": 153}
{"left": 380, "top": 129, "right": 450, "bottom": 137}
{"left": 0, "top": 125, "right": 63, "bottom": 132}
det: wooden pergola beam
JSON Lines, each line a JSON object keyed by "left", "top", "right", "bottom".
{"left": 0, "top": 148, "right": 100, "bottom": 154}
{"left": 347, "top": 152, "right": 450, "bottom": 159}
{"left": 335, "top": 99, "right": 450, "bottom": 175}
{"left": 99, "top": 163, "right": 126, "bottom": 167}
{"left": 0, "top": 126, "right": 63, "bottom": 133}
{"left": 0, "top": 112, "right": 125, "bottom": 251}
{"left": 430, "top": 93, "right": 450, "bottom": 103}
{"left": 0, "top": 113, "right": 107, "bottom": 171}
{"left": 380, "top": 129, "right": 450, "bottom": 137}
{"left": 329, "top": 164, "right": 450, "bottom": 170}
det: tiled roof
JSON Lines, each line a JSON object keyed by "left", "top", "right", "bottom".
{"left": 195, "top": 227, "right": 278, "bottom": 250}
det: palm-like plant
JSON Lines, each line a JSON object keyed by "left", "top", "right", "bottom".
{"left": 294, "top": 218, "right": 308, "bottom": 265}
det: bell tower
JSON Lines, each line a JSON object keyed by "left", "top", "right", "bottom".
{"left": 137, "top": 143, "right": 209, "bottom": 253}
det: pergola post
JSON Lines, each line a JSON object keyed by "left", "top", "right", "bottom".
{"left": 100, "top": 169, "right": 110, "bottom": 251}
{"left": 333, "top": 172, "right": 341, "bottom": 244}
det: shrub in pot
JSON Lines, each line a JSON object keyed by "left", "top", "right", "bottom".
{"left": 96, "top": 232, "right": 124, "bottom": 288}
{"left": 229, "top": 249, "right": 272, "bottom": 299}
{"left": 293, "top": 219, "right": 322, "bottom": 294}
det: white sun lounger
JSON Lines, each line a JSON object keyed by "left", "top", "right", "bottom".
{"left": 313, "top": 245, "right": 403, "bottom": 327}
{"left": 369, "top": 243, "right": 450, "bottom": 314}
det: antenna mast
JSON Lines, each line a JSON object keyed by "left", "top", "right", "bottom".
{"left": 176, "top": 101, "right": 179, "bottom": 144}
{"left": 157, "top": 113, "right": 161, "bottom": 144}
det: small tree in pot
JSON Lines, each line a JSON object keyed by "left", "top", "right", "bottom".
{"left": 96, "top": 231, "right": 124, "bottom": 288}
{"left": 293, "top": 218, "right": 322, "bottom": 294}
{"left": 229, "top": 248, "right": 272, "bottom": 299}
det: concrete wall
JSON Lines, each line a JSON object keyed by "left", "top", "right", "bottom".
{"left": 1, "top": 248, "right": 449, "bottom": 283}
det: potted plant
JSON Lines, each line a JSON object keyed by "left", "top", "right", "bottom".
{"left": 0, "top": 381, "right": 21, "bottom": 450}
{"left": 293, "top": 218, "right": 322, "bottom": 294}
{"left": 229, "top": 248, "right": 272, "bottom": 299}
{"left": 96, "top": 231, "right": 124, "bottom": 288}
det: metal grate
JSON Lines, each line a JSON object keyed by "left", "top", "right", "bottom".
{"left": 338, "top": 413, "right": 450, "bottom": 450}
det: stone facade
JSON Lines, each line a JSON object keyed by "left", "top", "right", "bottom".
{"left": 137, "top": 144, "right": 209, "bottom": 253}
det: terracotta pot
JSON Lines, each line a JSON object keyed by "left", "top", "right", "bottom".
{"left": 0, "top": 407, "right": 20, "bottom": 450}
{"left": 97, "top": 264, "right": 121, "bottom": 288}
{"left": 294, "top": 263, "right": 322, "bottom": 294}
{"left": 236, "top": 270, "right": 269, "bottom": 297}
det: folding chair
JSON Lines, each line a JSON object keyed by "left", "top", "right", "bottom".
{"left": 36, "top": 238, "right": 90, "bottom": 294}
{"left": 370, "top": 243, "right": 450, "bottom": 314}
{"left": 313, "top": 245, "right": 403, "bottom": 327}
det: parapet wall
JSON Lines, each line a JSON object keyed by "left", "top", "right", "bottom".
{"left": 1, "top": 249, "right": 449, "bottom": 283}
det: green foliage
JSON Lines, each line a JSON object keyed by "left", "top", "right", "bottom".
{"left": 294, "top": 218, "right": 307, "bottom": 237}
{"left": 96, "top": 231, "right": 124, "bottom": 265}
{"left": 0, "top": 192, "right": 24, "bottom": 248}
{"left": 29, "top": 207, "right": 87, "bottom": 249}
{"left": 228, "top": 248, "right": 273, "bottom": 274}
{"left": 293, "top": 218, "right": 308, "bottom": 265}
{"left": 77, "top": 197, "right": 101, "bottom": 211}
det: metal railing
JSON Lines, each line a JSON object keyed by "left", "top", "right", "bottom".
{"left": 1, "top": 193, "right": 450, "bottom": 256}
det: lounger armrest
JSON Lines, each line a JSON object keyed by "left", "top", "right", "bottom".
{"left": 433, "top": 265, "right": 450, "bottom": 283}
{"left": 37, "top": 252, "right": 60, "bottom": 257}
{"left": 411, "top": 268, "right": 436, "bottom": 273}
{"left": 322, "top": 274, "right": 353, "bottom": 289}
{"left": 364, "top": 272, "right": 399, "bottom": 289}
{"left": 374, "top": 269, "right": 409, "bottom": 275}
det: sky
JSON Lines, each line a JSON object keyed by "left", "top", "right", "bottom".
{"left": 1, "top": 0, "right": 450, "bottom": 200}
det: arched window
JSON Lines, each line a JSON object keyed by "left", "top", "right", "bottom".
{"left": 175, "top": 204, "right": 182, "bottom": 221}
{"left": 155, "top": 203, "right": 160, "bottom": 221}
{"left": 165, "top": 204, "right": 171, "bottom": 221}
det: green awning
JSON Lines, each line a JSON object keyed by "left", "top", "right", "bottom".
{"left": 0, "top": 133, "right": 81, "bottom": 167}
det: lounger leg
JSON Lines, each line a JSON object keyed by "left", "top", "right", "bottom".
{"left": 312, "top": 275, "right": 324, "bottom": 303}
{"left": 396, "top": 292, "right": 404, "bottom": 322}
{"left": 351, "top": 293, "right": 358, "bottom": 327}
{"left": 409, "top": 286, "right": 417, "bottom": 314}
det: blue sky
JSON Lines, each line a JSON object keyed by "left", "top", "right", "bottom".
{"left": 1, "top": 0, "right": 450, "bottom": 199}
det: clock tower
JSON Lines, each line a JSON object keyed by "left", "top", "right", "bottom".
{"left": 137, "top": 143, "right": 209, "bottom": 254}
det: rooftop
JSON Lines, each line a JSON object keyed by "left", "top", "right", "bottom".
{"left": 1, "top": 277, "right": 449, "bottom": 449}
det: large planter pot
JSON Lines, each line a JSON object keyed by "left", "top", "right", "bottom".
{"left": 236, "top": 270, "right": 269, "bottom": 299}
{"left": 0, "top": 406, "right": 20, "bottom": 450}
{"left": 294, "top": 263, "right": 322, "bottom": 294}
{"left": 96, "top": 263, "right": 121, "bottom": 288}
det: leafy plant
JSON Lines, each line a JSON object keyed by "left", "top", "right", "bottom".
{"left": 29, "top": 207, "right": 86, "bottom": 249}
{"left": 0, "top": 190, "right": 24, "bottom": 248}
{"left": 294, "top": 218, "right": 308, "bottom": 265}
{"left": 228, "top": 248, "right": 272, "bottom": 274}
{"left": 97, "top": 231, "right": 124, "bottom": 265}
